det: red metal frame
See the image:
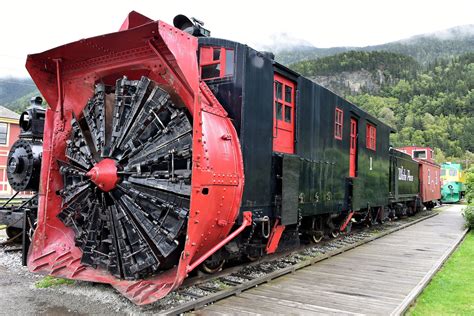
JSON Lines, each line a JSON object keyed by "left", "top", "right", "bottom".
{"left": 339, "top": 211, "right": 354, "bottom": 232}
{"left": 334, "top": 107, "right": 343, "bottom": 140}
{"left": 366, "top": 123, "right": 376, "bottom": 151}
{"left": 265, "top": 219, "right": 286, "bottom": 254}
{"left": 349, "top": 118, "right": 357, "bottom": 177}
{"left": 187, "top": 211, "right": 252, "bottom": 272}
{"left": 199, "top": 46, "right": 234, "bottom": 80}
{"left": 273, "top": 73, "right": 295, "bottom": 154}
{"left": 25, "top": 11, "right": 245, "bottom": 305}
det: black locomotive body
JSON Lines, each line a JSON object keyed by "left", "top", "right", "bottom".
{"left": 0, "top": 97, "right": 44, "bottom": 252}
{"left": 388, "top": 148, "right": 421, "bottom": 215}
{"left": 197, "top": 37, "right": 411, "bottom": 257}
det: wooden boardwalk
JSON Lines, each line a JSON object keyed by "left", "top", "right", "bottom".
{"left": 194, "top": 205, "right": 467, "bottom": 315}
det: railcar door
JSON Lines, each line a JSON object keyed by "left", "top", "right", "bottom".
{"left": 273, "top": 73, "right": 295, "bottom": 154}
{"left": 349, "top": 118, "right": 357, "bottom": 177}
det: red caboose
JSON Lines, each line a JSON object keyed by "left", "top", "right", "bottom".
{"left": 397, "top": 146, "right": 441, "bottom": 209}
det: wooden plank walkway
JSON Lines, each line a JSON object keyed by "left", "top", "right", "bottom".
{"left": 194, "top": 205, "right": 467, "bottom": 315}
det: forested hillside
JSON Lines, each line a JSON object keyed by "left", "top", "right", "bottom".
{"left": 291, "top": 51, "right": 419, "bottom": 77}
{"left": 289, "top": 52, "right": 474, "bottom": 164}
{"left": 0, "top": 78, "right": 39, "bottom": 113}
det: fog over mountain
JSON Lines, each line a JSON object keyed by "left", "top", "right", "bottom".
{"left": 269, "top": 24, "right": 474, "bottom": 65}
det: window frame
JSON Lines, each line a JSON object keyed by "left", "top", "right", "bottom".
{"left": 413, "top": 150, "right": 427, "bottom": 159}
{"left": 334, "top": 107, "right": 343, "bottom": 140}
{"left": 199, "top": 46, "right": 234, "bottom": 80}
{"left": 0, "top": 123, "right": 8, "bottom": 145}
{"left": 273, "top": 76, "right": 295, "bottom": 128}
{"left": 366, "top": 123, "right": 376, "bottom": 151}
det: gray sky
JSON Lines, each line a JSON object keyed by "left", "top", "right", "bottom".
{"left": 1, "top": 0, "right": 473, "bottom": 78}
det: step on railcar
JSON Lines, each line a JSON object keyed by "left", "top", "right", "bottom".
{"left": 21, "top": 11, "right": 429, "bottom": 305}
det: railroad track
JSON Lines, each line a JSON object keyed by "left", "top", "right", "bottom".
{"left": 132, "top": 209, "right": 440, "bottom": 315}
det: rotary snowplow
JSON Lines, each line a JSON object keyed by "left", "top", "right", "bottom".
{"left": 26, "top": 11, "right": 247, "bottom": 305}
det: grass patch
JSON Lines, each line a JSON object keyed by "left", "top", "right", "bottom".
{"left": 214, "top": 279, "right": 230, "bottom": 290}
{"left": 408, "top": 231, "right": 474, "bottom": 315}
{"left": 35, "top": 276, "right": 75, "bottom": 288}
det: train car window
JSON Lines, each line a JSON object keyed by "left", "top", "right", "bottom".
{"left": 201, "top": 64, "right": 221, "bottom": 79}
{"left": 225, "top": 50, "right": 234, "bottom": 76}
{"left": 0, "top": 123, "right": 7, "bottom": 144}
{"left": 449, "top": 169, "right": 457, "bottom": 176}
{"left": 275, "top": 81, "right": 283, "bottom": 99}
{"left": 284, "top": 106, "right": 291, "bottom": 122}
{"left": 275, "top": 101, "right": 283, "bottom": 120}
{"left": 366, "top": 123, "right": 376, "bottom": 150}
{"left": 441, "top": 169, "right": 446, "bottom": 176}
{"left": 285, "top": 86, "right": 292, "bottom": 103}
{"left": 334, "top": 108, "right": 343, "bottom": 140}
{"left": 213, "top": 48, "right": 221, "bottom": 61}
{"left": 413, "top": 150, "right": 427, "bottom": 159}
{"left": 200, "top": 46, "right": 234, "bottom": 80}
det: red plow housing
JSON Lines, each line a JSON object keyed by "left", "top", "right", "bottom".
{"left": 26, "top": 12, "right": 245, "bottom": 305}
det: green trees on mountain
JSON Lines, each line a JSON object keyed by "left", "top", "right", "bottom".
{"left": 290, "top": 52, "right": 474, "bottom": 165}
{"left": 291, "top": 51, "right": 419, "bottom": 78}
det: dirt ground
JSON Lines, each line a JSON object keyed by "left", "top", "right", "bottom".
{"left": 0, "top": 229, "right": 153, "bottom": 315}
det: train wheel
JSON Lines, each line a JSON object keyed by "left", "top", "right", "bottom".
{"left": 6, "top": 227, "right": 22, "bottom": 241}
{"left": 200, "top": 259, "right": 225, "bottom": 274}
{"left": 330, "top": 230, "right": 340, "bottom": 238}
{"left": 246, "top": 253, "right": 260, "bottom": 262}
{"left": 310, "top": 231, "right": 324, "bottom": 243}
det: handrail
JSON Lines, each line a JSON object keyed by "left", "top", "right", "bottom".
{"left": 187, "top": 211, "right": 253, "bottom": 273}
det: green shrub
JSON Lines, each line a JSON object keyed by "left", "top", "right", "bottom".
{"left": 462, "top": 206, "right": 474, "bottom": 229}
{"left": 465, "top": 167, "right": 474, "bottom": 204}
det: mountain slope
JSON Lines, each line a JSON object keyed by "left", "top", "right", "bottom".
{"left": 275, "top": 24, "right": 474, "bottom": 65}
{"left": 290, "top": 51, "right": 419, "bottom": 96}
{"left": 0, "top": 78, "right": 37, "bottom": 105}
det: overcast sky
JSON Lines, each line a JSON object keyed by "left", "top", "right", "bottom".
{"left": 0, "top": 0, "right": 473, "bottom": 78}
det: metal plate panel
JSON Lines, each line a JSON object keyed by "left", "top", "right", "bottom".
{"left": 282, "top": 155, "right": 301, "bottom": 225}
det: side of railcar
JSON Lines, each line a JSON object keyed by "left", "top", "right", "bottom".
{"left": 419, "top": 160, "right": 441, "bottom": 209}
{"left": 295, "top": 79, "right": 392, "bottom": 223}
{"left": 388, "top": 149, "right": 420, "bottom": 216}
{"left": 396, "top": 146, "right": 441, "bottom": 209}
{"left": 197, "top": 37, "right": 393, "bottom": 253}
